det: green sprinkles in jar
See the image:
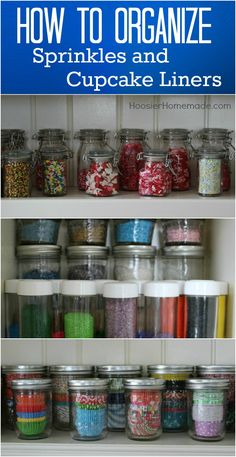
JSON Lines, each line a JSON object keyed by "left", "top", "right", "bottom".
{"left": 64, "top": 312, "right": 94, "bottom": 338}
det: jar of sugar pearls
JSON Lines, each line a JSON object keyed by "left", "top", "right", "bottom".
{"left": 104, "top": 282, "right": 138, "bottom": 338}
{"left": 161, "top": 219, "right": 205, "bottom": 246}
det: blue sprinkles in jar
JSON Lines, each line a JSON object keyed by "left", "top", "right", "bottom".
{"left": 114, "top": 219, "right": 155, "bottom": 245}
{"left": 16, "top": 220, "right": 61, "bottom": 245}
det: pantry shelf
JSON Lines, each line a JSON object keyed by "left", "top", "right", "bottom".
{"left": 2, "top": 188, "right": 235, "bottom": 218}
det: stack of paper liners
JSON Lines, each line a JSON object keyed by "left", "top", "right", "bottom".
{"left": 16, "top": 391, "right": 47, "bottom": 436}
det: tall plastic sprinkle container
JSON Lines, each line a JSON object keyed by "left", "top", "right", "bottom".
{"left": 104, "top": 282, "right": 138, "bottom": 338}
{"left": 5, "top": 279, "right": 19, "bottom": 338}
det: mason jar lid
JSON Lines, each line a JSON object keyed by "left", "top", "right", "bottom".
{"left": 143, "top": 150, "right": 167, "bottom": 160}
{"left": 51, "top": 279, "right": 62, "bottom": 294}
{"left": 12, "top": 379, "right": 52, "bottom": 390}
{"left": 2, "top": 365, "right": 47, "bottom": 374}
{"left": 97, "top": 365, "right": 142, "bottom": 375}
{"left": 18, "top": 280, "right": 53, "bottom": 296}
{"left": 67, "top": 246, "right": 109, "bottom": 258}
{"left": 5, "top": 279, "right": 19, "bottom": 294}
{"left": 88, "top": 150, "right": 115, "bottom": 160}
{"left": 196, "top": 365, "right": 235, "bottom": 375}
{"left": 16, "top": 245, "right": 61, "bottom": 258}
{"left": 184, "top": 280, "right": 223, "bottom": 296}
{"left": 144, "top": 281, "right": 179, "bottom": 298}
{"left": 113, "top": 245, "right": 156, "bottom": 258}
{"left": 103, "top": 282, "right": 138, "bottom": 299}
{"left": 50, "top": 365, "right": 94, "bottom": 374}
{"left": 95, "top": 280, "right": 117, "bottom": 295}
{"left": 69, "top": 378, "right": 109, "bottom": 390}
{"left": 186, "top": 379, "right": 229, "bottom": 390}
{"left": 147, "top": 365, "right": 193, "bottom": 374}
{"left": 61, "top": 280, "right": 96, "bottom": 296}
{"left": 163, "top": 246, "right": 204, "bottom": 258}
{"left": 124, "top": 378, "right": 165, "bottom": 390}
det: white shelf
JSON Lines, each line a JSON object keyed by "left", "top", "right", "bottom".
{"left": 1, "top": 430, "right": 235, "bottom": 456}
{"left": 1, "top": 188, "right": 235, "bottom": 218}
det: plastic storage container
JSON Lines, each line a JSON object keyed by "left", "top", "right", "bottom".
{"left": 144, "top": 281, "right": 179, "bottom": 338}
{"left": 5, "top": 279, "right": 19, "bottom": 338}
{"left": 197, "top": 147, "right": 224, "bottom": 197}
{"left": 138, "top": 150, "right": 172, "bottom": 197}
{"left": 97, "top": 365, "right": 142, "bottom": 431}
{"left": 61, "top": 280, "right": 96, "bottom": 338}
{"left": 161, "top": 246, "right": 205, "bottom": 280}
{"left": 216, "top": 282, "right": 228, "bottom": 338}
{"left": 196, "top": 365, "right": 235, "bottom": 432}
{"left": 129, "top": 280, "right": 148, "bottom": 338}
{"left": 17, "top": 280, "right": 53, "bottom": 338}
{"left": 148, "top": 365, "right": 193, "bottom": 432}
{"left": 85, "top": 150, "right": 119, "bottom": 196}
{"left": 17, "top": 245, "right": 61, "bottom": 279}
{"left": 66, "top": 246, "right": 109, "bottom": 280}
{"left": 186, "top": 379, "right": 229, "bottom": 441}
{"left": 16, "top": 219, "right": 61, "bottom": 245}
{"left": 113, "top": 219, "right": 155, "bottom": 245}
{"left": 50, "top": 365, "right": 94, "bottom": 430}
{"left": 51, "top": 280, "right": 64, "bottom": 338}
{"left": 161, "top": 219, "right": 204, "bottom": 246}
{"left": 104, "top": 282, "right": 138, "bottom": 338}
{"left": 113, "top": 245, "right": 156, "bottom": 281}
{"left": 69, "top": 379, "right": 108, "bottom": 440}
{"left": 174, "top": 280, "right": 186, "bottom": 339}
{"left": 2, "top": 365, "right": 47, "bottom": 430}
{"left": 12, "top": 379, "right": 52, "bottom": 440}
{"left": 67, "top": 219, "right": 108, "bottom": 246}
{"left": 95, "top": 280, "right": 116, "bottom": 338}
{"left": 124, "top": 378, "right": 165, "bottom": 440}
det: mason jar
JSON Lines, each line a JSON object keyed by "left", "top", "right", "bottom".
{"left": 197, "top": 147, "right": 224, "bottom": 196}
{"left": 161, "top": 246, "right": 205, "bottom": 280}
{"left": 67, "top": 219, "right": 108, "bottom": 246}
{"left": 16, "top": 219, "right": 61, "bottom": 245}
{"left": 86, "top": 150, "right": 119, "bottom": 196}
{"left": 161, "top": 219, "right": 205, "bottom": 246}
{"left": 118, "top": 128, "right": 150, "bottom": 191}
{"left": 138, "top": 150, "right": 172, "bottom": 197}
{"left": 50, "top": 365, "right": 94, "bottom": 430}
{"left": 125, "top": 378, "right": 165, "bottom": 440}
{"left": 17, "top": 245, "right": 61, "bottom": 279}
{"left": 104, "top": 282, "right": 138, "bottom": 338}
{"left": 69, "top": 379, "right": 108, "bottom": 440}
{"left": 186, "top": 379, "right": 229, "bottom": 441}
{"left": 113, "top": 245, "right": 156, "bottom": 281}
{"left": 5, "top": 279, "right": 19, "bottom": 338}
{"left": 113, "top": 219, "right": 155, "bottom": 245}
{"left": 66, "top": 246, "right": 109, "bottom": 280}
{"left": 12, "top": 379, "right": 52, "bottom": 440}
{"left": 148, "top": 365, "right": 193, "bottom": 432}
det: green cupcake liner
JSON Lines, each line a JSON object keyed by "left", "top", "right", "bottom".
{"left": 17, "top": 419, "right": 47, "bottom": 436}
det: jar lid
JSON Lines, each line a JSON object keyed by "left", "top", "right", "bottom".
{"left": 5, "top": 279, "right": 19, "bottom": 294}
{"left": 50, "top": 365, "right": 94, "bottom": 374}
{"left": 61, "top": 280, "right": 96, "bottom": 296}
{"left": 128, "top": 280, "right": 148, "bottom": 294}
{"left": 18, "top": 280, "right": 53, "bottom": 296}
{"left": 118, "top": 128, "right": 146, "bottom": 139}
{"left": 97, "top": 365, "right": 142, "bottom": 375}
{"left": 12, "top": 379, "right": 52, "bottom": 390}
{"left": 217, "top": 281, "right": 228, "bottom": 295}
{"left": 2, "top": 365, "right": 47, "bottom": 373}
{"left": 186, "top": 378, "right": 230, "bottom": 390}
{"left": 184, "top": 280, "right": 223, "bottom": 296}
{"left": 16, "top": 245, "right": 61, "bottom": 258}
{"left": 95, "top": 280, "right": 117, "bottom": 295}
{"left": 88, "top": 150, "right": 115, "bottom": 160}
{"left": 124, "top": 378, "right": 165, "bottom": 390}
{"left": 66, "top": 246, "right": 109, "bottom": 258}
{"left": 196, "top": 365, "right": 235, "bottom": 374}
{"left": 113, "top": 245, "right": 156, "bottom": 258}
{"left": 160, "top": 128, "right": 190, "bottom": 139}
{"left": 147, "top": 365, "right": 193, "bottom": 374}
{"left": 165, "top": 280, "right": 185, "bottom": 295}
{"left": 103, "top": 282, "right": 138, "bottom": 299}
{"left": 163, "top": 246, "right": 204, "bottom": 258}
{"left": 51, "top": 279, "right": 62, "bottom": 294}
{"left": 144, "top": 281, "right": 179, "bottom": 298}
{"left": 69, "top": 378, "right": 109, "bottom": 390}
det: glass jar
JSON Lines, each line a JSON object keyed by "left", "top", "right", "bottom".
{"left": 148, "top": 365, "right": 193, "bottom": 432}
{"left": 124, "top": 378, "right": 165, "bottom": 440}
{"left": 85, "top": 150, "right": 119, "bottom": 196}
{"left": 69, "top": 379, "right": 108, "bottom": 440}
{"left": 186, "top": 379, "right": 229, "bottom": 441}
{"left": 139, "top": 150, "right": 172, "bottom": 197}
{"left": 144, "top": 281, "right": 179, "bottom": 338}
{"left": 161, "top": 246, "right": 205, "bottom": 280}
{"left": 113, "top": 245, "right": 156, "bottom": 281}
{"left": 159, "top": 129, "right": 191, "bottom": 191}
{"left": 161, "top": 219, "right": 205, "bottom": 246}
{"left": 97, "top": 365, "right": 142, "bottom": 431}
{"left": 17, "top": 280, "right": 53, "bottom": 338}
{"left": 197, "top": 147, "right": 224, "bottom": 196}
{"left": 2, "top": 365, "right": 47, "bottom": 430}
{"left": 17, "top": 245, "right": 61, "bottom": 279}
{"left": 2, "top": 143, "right": 33, "bottom": 198}
{"left": 75, "top": 129, "right": 109, "bottom": 190}
{"left": 16, "top": 219, "right": 61, "bottom": 245}
{"left": 51, "top": 280, "right": 64, "bottom": 338}
{"left": 1, "top": 129, "right": 26, "bottom": 195}
{"left": 5, "top": 279, "right": 19, "bottom": 338}
{"left": 118, "top": 128, "right": 149, "bottom": 191}
{"left": 12, "top": 379, "right": 52, "bottom": 440}
{"left": 113, "top": 219, "right": 155, "bottom": 245}
{"left": 104, "top": 282, "right": 138, "bottom": 338}
{"left": 196, "top": 365, "right": 235, "bottom": 432}
{"left": 67, "top": 219, "right": 108, "bottom": 246}
{"left": 50, "top": 365, "right": 94, "bottom": 430}
{"left": 66, "top": 246, "right": 109, "bottom": 280}
{"left": 184, "top": 280, "right": 225, "bottom": 338}
{"left": 95, "top": 280, "right": 117, "bottom": 338}
{"left": 61, "top": 280, "right": 96, "bottom": 338}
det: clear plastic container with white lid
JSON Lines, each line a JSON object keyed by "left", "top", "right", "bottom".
{"left": 144, "top": 281, "right": 179, "bottom": 338}
{"left": 129, "top": 280, "right": 148, "bottom": 338}
{"left": 61, "top": 280, "right": 96, "bottom": 338}
{"left": 95, "top": 280, "right": 117, "bottom": 338}
{"left": 5, "top": 279, "right": 19, "bottom": 338}
{"left": 17, "top": 245, "right": 61, "bottom": 279}
{"left": 168, "top": 280, "right": 186, "bottom": 339}
{"left": 17, "top": 280, "right": 53, "bottom": 338}
{"left": 113, "top": 245, "right": 156, "bottom": 281}
{"left": 51, "top": 280, "right": 64, "bottom": 338}
{"left": 104, "top": 282, "right": 138, "bottom": 338}
{"left": 161, "top": 246, "right": 205, "bottom": 280}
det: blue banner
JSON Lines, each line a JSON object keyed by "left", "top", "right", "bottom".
{"left": 1, "top": 1, "right": 235, "bottom": 94}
